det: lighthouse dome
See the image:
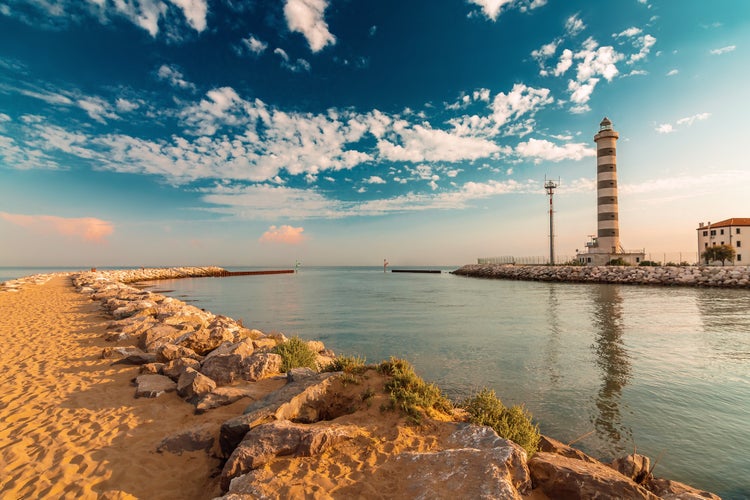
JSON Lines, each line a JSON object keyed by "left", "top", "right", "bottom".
{"left": 599, "top": 117, "right": 613, "bottom": 131}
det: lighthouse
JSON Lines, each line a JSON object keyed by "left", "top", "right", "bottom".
{"left": 595, "top": 117, "right": 620, "bottom": 254}
{"left": 576, "top": 117, "right": 645, "bottom": 266}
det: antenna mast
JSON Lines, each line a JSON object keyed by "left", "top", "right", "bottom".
{"left": 544, "top": 177, "right": 560, "bottom": 265}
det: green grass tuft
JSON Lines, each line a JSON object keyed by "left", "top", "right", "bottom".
{"left": 325, "top": 354, "right": 368, "bottom": 374}
{"left": 273, "top": 336, "right": 318, "bottom": 372}
{"left": 462, "top": 387, "right": 540, "bottom": 456}
{"left": 377, "top": 357, "right": 453, "bottom": 424}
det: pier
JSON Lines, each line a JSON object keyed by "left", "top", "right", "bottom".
{"left": 214, "top": 270, "right": 295, "bottom": 277}
{"left": 391, "top": 269, "right": 442, "bottom": 274}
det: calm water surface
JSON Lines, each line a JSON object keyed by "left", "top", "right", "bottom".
{"left": 146, "top": 267, "right": 748, "bottom": 499}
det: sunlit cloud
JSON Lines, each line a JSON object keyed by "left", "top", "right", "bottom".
{"left": 0, "top": 212, "right": 114, "bottom": 243}
{"left": 259, "top": 225, "right": 307, "bottom": 244}
{"left": 710, "top": 45, "right": 736, "bottom": 55}
{"left": 283, "top": 0, "right": 336, "bottom": 52}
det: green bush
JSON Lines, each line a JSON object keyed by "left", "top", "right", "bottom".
{"left": 273, "top": 336, "right": 318, "bottom": 372}
{"left": 325, "top": 354, "right": 368, "bottom": 374}
{"left": 462, "top": 388, "right": 540, "bottom": 456}
{"left": 639, "top": 260, "right": 660, "bottom": 267}
{"left": 378, "top": 357, "right": 453, "bottom": 423}
{"left": 607, "top": 257, "right": 630, "bottom": 266}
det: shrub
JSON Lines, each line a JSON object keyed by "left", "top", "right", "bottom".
{"left": 607, "top": 258, "right": 630, "bottom": 266}
{"left": 377, "top": 357, "right": 453, "bottom": 423}
{"left": 273, "top": 336, "right": 318, "bottom": 372}
{"left": 639, "top": 260, "right": 660, "bottom": 267}
{"left": 325, "top": 354, "right": 368, "bottom": 374}
{"left": 462, "top": 387, "right": 540, "bottom": 456}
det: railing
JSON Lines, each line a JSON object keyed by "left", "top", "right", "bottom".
{"left": 478, "top": 251, "right": 700, "bottom": 266}
{"left": 477, "top": 256, "right": 578, "bottom": 265}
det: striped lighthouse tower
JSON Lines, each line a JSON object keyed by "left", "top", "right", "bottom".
{"left": 594, "top": 117, "right": 620, "bottom": 255}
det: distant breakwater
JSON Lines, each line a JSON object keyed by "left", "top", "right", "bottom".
{"left": 453, "top": 264, "right": 750, "bottom": 288}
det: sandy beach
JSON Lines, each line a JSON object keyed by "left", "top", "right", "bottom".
{"left": 0, "top": 275, "right": 244, "bottom": 499}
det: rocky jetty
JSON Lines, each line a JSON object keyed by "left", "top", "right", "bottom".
{"left": 453, "top": 263, "right": 750, "bottom": 288}
{"left": 1, "top": 272, "right": 65, "bottom": 292}
{"left": 62, "top": 267, "right": 721, "bottom": 498}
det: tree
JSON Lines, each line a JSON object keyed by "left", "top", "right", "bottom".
{"left": 701, "top": 244, "right": 736, "bottom": 266}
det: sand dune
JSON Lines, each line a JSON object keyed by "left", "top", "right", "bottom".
{"left": 0, "top": 276, "right": 240, "bottom": 499}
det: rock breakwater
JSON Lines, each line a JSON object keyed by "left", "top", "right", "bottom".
{"left": 453, "top": 264, "right": 750, "bottom": 288}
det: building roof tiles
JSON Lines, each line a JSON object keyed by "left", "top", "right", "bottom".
{"left": 696, "top": 218, "right": 750, "bottom": 230}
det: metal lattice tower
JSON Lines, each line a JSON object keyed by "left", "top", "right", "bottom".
{"left": 545, "top": 177, "right": 559, "bottom": 265}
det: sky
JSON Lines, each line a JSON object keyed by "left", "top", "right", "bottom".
{"left": 1, "top": 0, "right": 749, "bottom": 267}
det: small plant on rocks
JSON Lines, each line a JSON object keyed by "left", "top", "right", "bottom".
{"left": 273, "top": 336, "right": 318, "bottom": 372}
{"left": 377, "top": 357, "right": 453, "bottom": 424}
{"left": 462, "top": 387, "right": 541, "bottom": 457}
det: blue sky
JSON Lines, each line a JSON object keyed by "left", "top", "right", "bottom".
{"left": 1, "top": 0, "right": 748, "bottom": 266}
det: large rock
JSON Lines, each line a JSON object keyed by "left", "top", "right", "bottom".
{"left": 156, "top": 343, "right": 201, "bottom": 363}
{"left": 219, "top": 372, "right": 338, "bottom": 458}
{"left": 139, "top": 324, "right": 184, "bottom": 352}
{"left": 200, "top": 340, "right": 255, "bottom": 385}
{"left": 242, "top": 352, "right": 282, "bottom": 382}
{"left": 134, "top": 374, "right": 177, "bottom": 398}
{"left": 220, "top": 420, "right": 356, "bottom": 491}
{"left": 177, "top": 367, "right": 217, "bottom": 402}
{"left": 529, "top": 452, "right": 660, "bottom": 499}
{"left": 163, "top": 357, "right": 202, "bottom": 381}
{"left": 538, "top": 435, "right": 599, "bottom": 464}
{"left": 646, "top": 477, "right": 721, "bottom": 500}
{"left": 195, "top": 387, "right": 258, "bottom": 414}
{"left": 175, "top": 326, "right": 236, "bottom": 355}
{"left": 112, "top": 300, "right": 157, "bottom": 319}
{"left": 611, "top": 453, "right": 651, "bottom": 483}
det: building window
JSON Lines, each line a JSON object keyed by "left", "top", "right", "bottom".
{"left": 703, "top": 230, "right": 708, "bottom": 236}
{"left": 738, "top": 255, "right": 742, "bottom": 261}
{"left": 705, "top": 243, "right": 708, "bottom": 248}
{"left": 587, "top": 257, "right": 592, "bottom": 263}
{"left": 636, "top": 257, "right": 640, "bottom": 263}
{"left": 721, "top": 241, "right": 724, "bottom": 246}
{"left": 710, "top": 230, "right": 716, "bottom": 236}
{"left": 721, "top": 229, "right": 725, "bottom": 235}
{"left": 737, "top": 228, "right": 742, "bottom": 234}
{"left": 737, "top": 241, "right": 742, "bottom": 248}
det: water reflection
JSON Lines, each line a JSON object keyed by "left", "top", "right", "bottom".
{"left": 545, "top": 285, "right": 563, "bottom": 387}
{"left": 696, "top": 288, "right": 750, "bottom": 361}
{"left": 590, "top": 285, "right": 632, "bottom": 456}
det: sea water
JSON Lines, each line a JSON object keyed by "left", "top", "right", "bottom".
{"left": 63, "top": 266, "right": 750, "bottom": 498}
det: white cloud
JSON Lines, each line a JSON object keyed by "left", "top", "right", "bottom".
{"left": 554, "top": 49, "right": 573, "bottom": 76}
{"left": 656, "top": 113, "right": 710, "bottom": 134}
{"left": 377, "top": 123, "right": 501, "bottom": 162}
{"left": 614, "top": 27, "right": 642, "bottom": 38}
{"left": 491, "top": 83, "right": 553, "bottom": 129}
{"left": 156, "top": 64, "right": 196, "bottom": 91}
{"left": 666, "top": 69, "right": 679, "bottom": 76}
{"left": 676, "top": 112, "right": 711, "bottom": 126}
{"left": 168, "top": 0, "right": 208, "bottom": 32}
{"left": 629, "top": 34, "right": 656, "bottom": 63}
{"left": 259, "top": 225, "right": 306, "bottom": 244}
{"left": 364, "top": 175, "right": 386, "bottom": 184}
{"left": 574, "top": 40, "right": 623, "bottom": 82}
{"left": 655, "top": 123, "right": 674, "bottom": 134}
{"left": 283, "top": 0, "right": 336, "bottom": 52}
{"left": 565, "top": 13, "right": 586, "bottom": 36}
{"left": 274, "top": 48, "right": 311, "bottom": 72}
{"left": 77, "top": 96, "right": 119, "bottom": 124}
{"left": 515, "top": 138, "right": 595, "bottom": 163}
{"left": 0, "top": 113, "right": 10, "bottom": 122}
{"left": 468, "top": 0, "right": 545, "bottom": 21}
{"left": 568, "top": 78, "right": 599, "bottom": 104}
{"left": 710, "top": 45, "right": 736, "bottom": 55}
{"left": 115, "top": 98, "right": 140, "bottom": 112}
{"left": 239, "top": 34, "right": 268, "bottom": 56}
